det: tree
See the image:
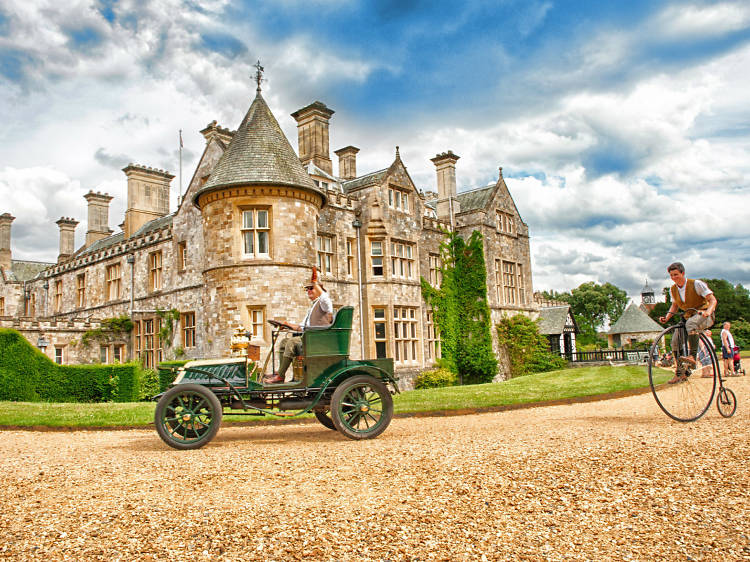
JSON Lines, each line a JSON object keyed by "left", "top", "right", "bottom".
{"left": 701, "top": 279, "right": 750, "bottom": 325}
{"left": 566, "top": 282, "right": 628, "bottom": 334}
{"left": 496, "top": 314, "right": 566, "bottom": 378}
{"left": 421, "top": 230, "right": 497, "bottom": 385}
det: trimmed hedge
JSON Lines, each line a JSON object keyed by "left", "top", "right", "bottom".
{"left": 157, "top": 360, "right": 191, "bottom": 392}
{"left": 0, "top": 328, "right": 140, "bottom": 403}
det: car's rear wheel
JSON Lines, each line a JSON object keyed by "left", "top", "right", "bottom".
{"left": 314, "top": 408, "right": 336, "bottom": 430}
{"left": 155, "top": 384, "right": 222, "bottom": 450}
{"left": 331, "top": 374, "right": 393, "bottom": 440}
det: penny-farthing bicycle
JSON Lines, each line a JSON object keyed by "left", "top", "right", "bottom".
{"left": 648, "top": 308, "right": 737, "bottom": 422}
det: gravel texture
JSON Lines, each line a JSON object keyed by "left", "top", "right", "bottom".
{"left": 1, "top": 378, "right": 749, "bottom": 561}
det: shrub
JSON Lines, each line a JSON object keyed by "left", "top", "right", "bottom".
{"left": 496, "top": 314, "right": 566, "bottom": 378}
{"left": 157, "top": 360, "right": 191, "bottom": 392}
{"left": 138, "top": 369, "right": 160, "bottom": 401}
{"left": 414, "top": 368, "right": 457, "bottom": 389}
{"left": 0, "top": 328, "right": 141, "bottom": 402}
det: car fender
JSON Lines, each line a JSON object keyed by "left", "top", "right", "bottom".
{"left": 319, "top": 363, "right": 400, "bottom": 394}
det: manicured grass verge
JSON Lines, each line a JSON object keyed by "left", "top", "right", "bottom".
{"left": 0, "top": 365, "right": 659, "bottom": 428}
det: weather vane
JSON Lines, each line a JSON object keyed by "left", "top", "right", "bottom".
{"left": 253, "top": 60, "right": 264, "bottom": 92}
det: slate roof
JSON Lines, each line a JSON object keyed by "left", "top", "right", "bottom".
{"left": 538, "top": 306, "right": 572, "bottom": 335}
{"left": 77, "top": 215, "right": 173, "bottom": 257}
{"left": 6, "top": 260, "right": 54, "bottom": 282}
{"left": 342, "top": 169, "right": 388, "bottom": 193}
{"left": 456, "top": 184, "right": 494, "bottom": 213}
{"left": 194, "top": 92, "right": 323, "bottom": 205}
{"left": 609, "top": 303, "right": 663, "bottom": 334}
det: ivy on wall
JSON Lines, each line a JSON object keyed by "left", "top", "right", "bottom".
{"left": 421, "top": 230, "right": 497, "bottom": 385}
{"left": 77, "top": 315, "right": 134, "bottom": 348}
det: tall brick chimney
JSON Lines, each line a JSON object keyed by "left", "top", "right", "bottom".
{"left": 291, "top": 101, "right": 335, "bottom": 175}
{"left": 0, "top": 212, "right": 15, "bottom": 271}
{"left": 55, "top": 217, "right": 79, "bottom": 263}
{"left": 431, "top": 151, "right": 461, "bottom": 220}
{"left": 122, "top": 164, "right": 174, "bottom": 238}
{"left": 335, "top": 146, "right": 359, "bottom": 180}
{"left": 84, "top": 191, "right": 114, "bottom": 247}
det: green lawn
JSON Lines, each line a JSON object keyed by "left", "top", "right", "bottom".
{"left": 0, "top": 365, "right": 661, "bottom": 428}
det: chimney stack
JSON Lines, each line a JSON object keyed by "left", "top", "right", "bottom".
{"left": 430, "top": 151, "right": 461, "bottom": 220}
{"left": 55, "top": 217, "right": 79, "bottom": 263}
{"left": 0, "top": 212, "right": 15, "bottom": 271}
{"left": 335, "top": 146, "right": 359, "bottom": 180}
{"left": 84, "top": 191, "right": 114, "bottom": 247}
{"left": 122, "top": 164, "right": 174, "bottom": 238}
{"left": 291, "top": 101, "right": 335, "bottom": 176}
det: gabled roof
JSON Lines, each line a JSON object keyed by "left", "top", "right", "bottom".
{"left": 76, "top": 215, "right": 173, "bottom": 257}
{"left": 609, "top": 303, "right": 662, "bottom": 335}
{"left": 342, "top": 169, "right": 388, "bottom": 193}
{"left": 7, "top": 260, "right": 54, "bottom": 282}
{"left": 456, "top": 184, "right": 494, "bottom": 213}
{"left": 538, "top": 305, "right": 574, "bottom": 335}
{"left": 194, "top": 92, "right": 323, "bottom": 205}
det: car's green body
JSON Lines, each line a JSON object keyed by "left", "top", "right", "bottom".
{"left": 154, "top": 306, "right": 398, "bottom": 449}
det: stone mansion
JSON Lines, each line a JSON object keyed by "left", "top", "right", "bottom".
{"left": 0, "top": 81, "right": 537, "bottom": 381}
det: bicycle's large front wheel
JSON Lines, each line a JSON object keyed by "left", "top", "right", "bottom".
{"left": 648, "top": 326, "right": 717, "bottom": 422}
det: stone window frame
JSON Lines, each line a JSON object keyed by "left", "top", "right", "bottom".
{"left": 148, "top": 250, "right": 163, "bottom": 292}
{"left": 390, "top": 240, "right": 415, "bottom": 280}
{"left": 372, "top": 306, "right": 388, "bottom": 359}
{"left": 346, "top": 238, "right": 355, "bottom": 278}
{"left": 428, "top": 253, "right": 442, "bottom": 287}
{"left": 76, "top": 273, "right": 86, "bottom": 309}
{"left": 387, "top": 186, "right": 410, "bottom": 213}
{"left": 393, "top": 306, "right": 419, "bottom": 366}
{"left": 425, "top": 309, "right": 441, "bottom": 361}
{"left": 27, "top": 292, "right": 36, "bottom": 317}
{"left": 247, "top": 306, "right": 266, "bottom": 341}
{"left": 0, "top": 296, "right": 4, "bottom": 316}
{"left": 496, "top": 210, "right": 515, "bottom": 236}
{"left": 54, "top": 346, "right": 64, "bottom": 365}
{"left": 106, "top": 262, "right": 122, "bottom": 301}
{"left": 370, "top": 240, "right": 384, "bottom": 277}
{"left": 502, "top": 260, "right": 518, "bottom": 305}
{"left": 54, "top": 279, "right": 63, "bottom": 313}
{"left": 177, "top": 241, "right": 187, "bottom": 272}
{"left": 240, "top": 207, "right": 271, "bottom": 260}
{"left": 139, "top": 317, "right": 162, "bottom": 369}
{"left": 182, "top": 311, "right": 196, "bottom": 348}
{"left": 316, "top": 233, "right": 335, "bottom": 276}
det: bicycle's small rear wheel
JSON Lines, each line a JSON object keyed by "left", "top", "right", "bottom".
{"left": 716, "top": 387, "right": 737, "bottom": 418}
{"left": 649, "top": 326, "right": 717, "bottom": 422}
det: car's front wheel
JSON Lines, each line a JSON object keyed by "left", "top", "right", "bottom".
{"left": 330, "top": 374, "right": 393, "bottom": 440}
{"left": 155, "top": 384, "right": 222, "bottom": 450}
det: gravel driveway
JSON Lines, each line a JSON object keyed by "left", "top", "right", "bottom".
{"left": 1, "top": 378, "right": 749, "bottom": 561}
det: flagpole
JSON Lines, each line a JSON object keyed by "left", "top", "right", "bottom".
{"left": 179, "top": 129, "right": 183, "bottom": 206}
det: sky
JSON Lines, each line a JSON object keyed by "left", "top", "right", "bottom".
{"left": 1, "top": 0, "right": 750, "bottom": 303}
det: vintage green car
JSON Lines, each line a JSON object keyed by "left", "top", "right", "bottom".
{"left": 154, "top": 306, "right": 398, "bottom": 449}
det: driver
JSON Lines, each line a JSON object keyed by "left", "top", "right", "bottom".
{"left": 658, "top": 262, "right": 717, "bottom": 383}
{"left": 263, "top": 267, "right": 333, "bottom": 384}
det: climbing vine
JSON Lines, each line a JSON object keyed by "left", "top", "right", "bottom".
{"left": 155, "top": 307, "right": 180, "bottom": 348}
{"left": 421, "top": 230, "right": 497, "bottom": 385}
{"left": 78, "top": 315, "right": 134, "bottom": 348}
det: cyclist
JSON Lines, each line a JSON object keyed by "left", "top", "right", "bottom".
{"left": 658, "top": 262, "right": 717, "bottom": 383}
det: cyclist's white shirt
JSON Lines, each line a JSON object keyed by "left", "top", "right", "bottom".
{"left": 675, "top": 279, "right": 712, "bottom": 301}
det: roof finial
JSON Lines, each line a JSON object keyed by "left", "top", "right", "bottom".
{"left": 395, "top": 146, "right": 400, "bottom": 159}
{"left": 253, "top": 60, "right": 265, "bottom": 93}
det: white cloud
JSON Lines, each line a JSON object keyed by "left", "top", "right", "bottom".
{"left": 653, "top": 2, "right": 750, "bottom": 39}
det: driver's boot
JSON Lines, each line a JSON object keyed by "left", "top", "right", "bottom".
{"left": 264, "top": 355, "right": 291, "bottom": 384}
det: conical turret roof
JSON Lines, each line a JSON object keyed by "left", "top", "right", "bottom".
{"left": 194, "top": 91, "right": 324, "bottom": 207}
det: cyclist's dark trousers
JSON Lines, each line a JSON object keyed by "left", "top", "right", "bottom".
{"left": 672, "top": 313, "right": 714, "bottom": 358}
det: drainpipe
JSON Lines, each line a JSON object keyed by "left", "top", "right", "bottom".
{"left": 42, "top": 280, "right": 49, "bottom": 317}
{"left": 352, "top": 217, "right": 365, "bottom": 359}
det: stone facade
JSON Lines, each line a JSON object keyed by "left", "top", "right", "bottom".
{"left": 0, "top": 86, "right": 538, "bottom": 385}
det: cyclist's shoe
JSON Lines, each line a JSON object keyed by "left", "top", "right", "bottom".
{"left": 679, "top": 356, "right": 697, "bottom": 368}
{"left": 667, "top": 373, "right": 687, "bottom": 384}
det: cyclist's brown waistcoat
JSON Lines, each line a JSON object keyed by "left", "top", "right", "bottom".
{"left": 671, "top": 279, "right": 709, "bottom": 318}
